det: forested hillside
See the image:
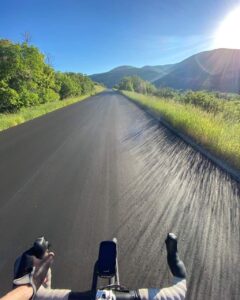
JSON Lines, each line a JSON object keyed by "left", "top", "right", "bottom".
{"left": 90, "top": 65, "right": 173, "bottom": 88}
{"left": 154, "top": 49, "right": 240, "bottom": 93}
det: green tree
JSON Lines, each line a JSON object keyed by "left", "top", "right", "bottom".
{"left": 56, "top": 72, "right": 95, "bottom": 99}
{"left": 0, "top": 39, "right": 95, "bottom": 112}
{"left": 0, "top": 40, "right": 59, "bottom": 111}
{"left": 118, "top": 76, "right": 156, "bottom": 94}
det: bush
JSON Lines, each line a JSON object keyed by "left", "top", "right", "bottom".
{"left": 39, "top": 88, "right": 59, "bottom": 103}
{"left": 18, "top": 87, "right": 39, "bottom": 107}
{"left": 154, "top": 87, "right": 177, "bottom": 99}
{"left": 0, "top": 80, "right": 21, "bottom": 112}
{"left": 181, "top": 91, "right": 219, "bottom": 112}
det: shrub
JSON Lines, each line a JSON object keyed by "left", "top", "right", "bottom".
{"left": 0, "top": 80, "right": 20, "bottom": 112}
{"left": 154, "top": 87, "right": 177, "bottom": 99}
{"left": 18, "top": 87, "right": 39, "bottom": 107}
{"left": 39, "top": 88, "right": 60, "bottom": 103}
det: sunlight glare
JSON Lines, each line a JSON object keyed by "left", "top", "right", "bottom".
{"left": 213, "top": 6, "right": 240, "bottom": 49}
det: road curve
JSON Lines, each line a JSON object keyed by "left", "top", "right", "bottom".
{"left": 0, "top": 90, "right": 239, "bottom": 299}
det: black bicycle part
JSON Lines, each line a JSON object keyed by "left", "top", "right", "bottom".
{"left": 98, "top": 241, "right": 117, "bottom": 278}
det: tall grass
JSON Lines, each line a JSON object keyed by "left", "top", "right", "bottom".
{"left": 0, "top": 85, "right": 105, "bottom": 132}
{"left": 122, "top": 91, "right": 240, "bottom": 170}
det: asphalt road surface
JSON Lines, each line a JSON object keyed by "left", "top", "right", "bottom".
{"left": 0, "top": 90, "right": 239, "bottom": 299}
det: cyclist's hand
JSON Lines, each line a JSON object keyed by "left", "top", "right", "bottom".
{"left": 13, "top": 237, "right": 54, "bottom": 298}
{"left": 165, "top": 233, "right": 178, "bottom": 255}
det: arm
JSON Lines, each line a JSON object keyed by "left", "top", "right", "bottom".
{"left": 35, "top": 287, "right": 70, "bottom": 300}
{"left": 1, "top": 257, "right": 54, "bottom": 300}
{"left": 13, "top": 237, "right": 72, "bottom": 300}
{"left": 138, "top": 278, "right": 186, "bottom": 300}
{"left": 0, "top": 286, "right": 33, "bottom": 300}
{"left": 11, "top": 237, "right": 54, "bottom": 300}
{"left": 138, "top": 233, "right": 187, "bottom": 300}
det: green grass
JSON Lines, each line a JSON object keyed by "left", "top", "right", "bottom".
{"left": 122, "top": 90, "right": 240, "bottom": 170}
{"left": 0, "top": 85, "right": 105, "bottom": 132}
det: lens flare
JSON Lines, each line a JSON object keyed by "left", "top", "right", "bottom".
{"left": 213, "top": 6, "right": 240, "bottom": 49}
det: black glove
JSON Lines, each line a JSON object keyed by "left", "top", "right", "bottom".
{"left": 13, "top": 237, "right": 54, "bottom": 299}
{"left": 165, "top": 233, "right": 187, "bottom": 279}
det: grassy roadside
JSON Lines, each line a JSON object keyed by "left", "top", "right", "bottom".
{"left": 0, "top": 85, "right": 105, "bottom": 132}
{"left": 121, "top": 90, "right": 240, "bottom": 170}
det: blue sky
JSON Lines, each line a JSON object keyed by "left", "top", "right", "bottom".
{"left": 0, "top": 0, "right": 239, "bottom": 74}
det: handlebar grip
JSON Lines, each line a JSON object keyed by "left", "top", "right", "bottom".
{"left": 32, "top": 237, "right": 49, "bottom": 259}
{"left": 165, "top": 233, "right": 178, "bottom": 255}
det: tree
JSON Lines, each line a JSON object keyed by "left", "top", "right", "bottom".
{"left": 0, "top": 38, "right": 95, "bottom": 112}
{"left": 55, "top": 72, "right": 95, "bottom": 99}
{"left": 0, "top": 39, "right": 59, "bottom": 110}
{"left": 118, "top": 76, "right": 156, "bottom": 94}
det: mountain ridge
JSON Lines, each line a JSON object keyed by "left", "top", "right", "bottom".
{"left": 154, "top": 48, "right": 240, "bottom": 93}
{"left": 90, "top": 64, "right": 173, "bottom": 88}
{"left": 90, "top": 48, "right": 240, "bottom": 93}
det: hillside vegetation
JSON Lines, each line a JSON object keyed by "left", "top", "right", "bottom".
{"left": 118, "top": 76, "right": 157, "bottom": 94}
{"left": 118, "top": 76, "right": 240, "bottom": 170}
{"left": 0, "top": 39, "right": 97, "bottom": 113}
{"left": 0, "top": 39, "right": 104, "bottom": 131}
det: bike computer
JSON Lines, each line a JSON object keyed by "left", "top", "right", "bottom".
{"left": 97, "top": 240, "right": 117, "bottom": 278}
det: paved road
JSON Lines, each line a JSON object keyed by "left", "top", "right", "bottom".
{"left": 0, "top": 91, "right": 239, "bottom": 299}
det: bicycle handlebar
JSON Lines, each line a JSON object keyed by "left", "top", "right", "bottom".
{"left": 32, "top": 234, "right": 187, "bottom": 300}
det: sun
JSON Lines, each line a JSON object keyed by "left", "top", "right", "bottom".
{"left": 213, "top": 6, "right": 240, "bottom": 49}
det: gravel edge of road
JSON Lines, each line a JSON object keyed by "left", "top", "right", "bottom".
{"left": 119, "top": 91, "right": 240, "bottom": 183}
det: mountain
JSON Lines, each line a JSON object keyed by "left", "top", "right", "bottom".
{"left": 90, "top": 65, "right": 174, "bottom": 88}
{"left": 91, "top": 49, "right": 240, "bottom": 93}
{"left": 154, "top": 49, "right": 240, "bottom": 93}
